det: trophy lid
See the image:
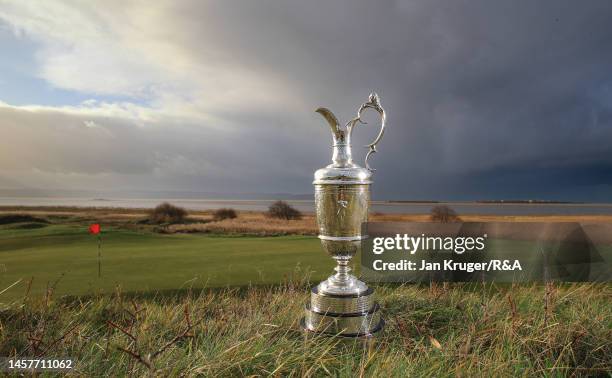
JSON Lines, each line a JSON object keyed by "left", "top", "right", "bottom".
{"left": 313, "top": 93, "right": 386, "bottom": 186}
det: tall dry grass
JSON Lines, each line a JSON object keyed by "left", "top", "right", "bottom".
{"left": 2, "top": 206, "right": 612, "bottom": 237}
{"left": 169, "top": 212, "right": 317, "bottom": 236}
{"left": 1, "top": 276, "right": 610, "bottom": 376}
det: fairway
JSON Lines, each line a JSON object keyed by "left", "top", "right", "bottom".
{"left": 0, "top": 224, "right": 334, "bottom": 302}
{"left": 2, "top": 222, "right": 610, "bottom": 302}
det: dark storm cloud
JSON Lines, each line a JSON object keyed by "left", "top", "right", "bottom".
{"left": 2, "top": 0, "right": 612, "bottom": 200}
{"left": 163, "top": 0, "right": 612, "bottom": 200}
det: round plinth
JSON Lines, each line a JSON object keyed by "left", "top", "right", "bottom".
{"left": 310, "top": 286, "right": 374, "bottom": 314}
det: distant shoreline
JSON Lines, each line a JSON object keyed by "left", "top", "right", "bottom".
{"left": 384, "top": 200, "right": 612, "bottom": 207}
{"left": 1, "top": 198, "right": 612, "bottom": 206}
{"left": 387, "top": 200, "right": 582, "bottom": 205}
{"left": 1, "top": 197, "right": 612, "bottom": 216}
{"left": 2, "top": 203, "right": 612, "bottom": 217}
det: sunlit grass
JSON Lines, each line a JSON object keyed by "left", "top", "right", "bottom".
{"left": 1, "top": 281, "right": 610, "bottom": 376}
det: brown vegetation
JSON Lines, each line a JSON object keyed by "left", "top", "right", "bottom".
{"left": 267, "top": 201, "right": 302, "bottom": 220}
{"left": 148, "top": 202, "right": 188, "bottom": 224}
{"left": 212, "top": 208, "right": 237, "bottom": 221}
{"left": 430, "top": 205, "right": 460, "bottom": 222}
{"left": 169, "top": 212, "right": 316, "bottom": 236}
{"left": 2, "top": 206, "right": 612, "bottom": 236}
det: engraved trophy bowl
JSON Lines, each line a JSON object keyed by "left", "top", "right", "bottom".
{"left": 302, "top": 93, "right": 386, "bottom": 338}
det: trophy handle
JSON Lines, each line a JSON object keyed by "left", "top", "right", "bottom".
{"left": 346, "top": 92, "right": 386, "bottom": 171}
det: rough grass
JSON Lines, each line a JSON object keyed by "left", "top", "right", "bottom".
{"left": 1, "top": 207, "right": 611, "bottom": 375}
{"left": 0, "top": 280, "right": 610, "bottom": 376}
{"left": 2, "top": 206, "right": 612, "bottom": 235}
{"left": 166, "top": 211, "right": 612, "bottom": 236}
{"left": 169, "top": 214, "right": 316, "bottom": 236}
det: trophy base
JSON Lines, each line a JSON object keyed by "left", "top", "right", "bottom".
{"left": 302, "top": 286, "right": 384, "bottom": 338}
{"left": 300, "top": 318, "right": 384, "bottom": 340}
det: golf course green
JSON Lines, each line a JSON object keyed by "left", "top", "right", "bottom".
{"left": 0, "top": 224, "right": 333, "bottom": 302}
{"left": 2, "top": 221, "right": 609, "bottom": 303}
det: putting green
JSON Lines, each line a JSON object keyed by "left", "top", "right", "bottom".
{"left": 0, "top": 225, "right": 334, "bottom": 301}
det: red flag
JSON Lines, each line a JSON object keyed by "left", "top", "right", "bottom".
{"left": 89, "top": 223, "right": 101, "bottom": 234}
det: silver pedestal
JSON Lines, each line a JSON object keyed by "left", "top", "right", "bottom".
{"left": 303, "top": 286, "right": 383, "bottom": 337}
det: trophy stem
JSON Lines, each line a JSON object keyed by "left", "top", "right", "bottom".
{"left": 334, "top": 258, "right": 351, "bottom": 283}
{"left": 319, "top": 256, "right": 368, "bottom": 295}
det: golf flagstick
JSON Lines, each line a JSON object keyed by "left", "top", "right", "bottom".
{"left": 97, "top": 232, "right": 101, "bottom": 278}
{"left": 89, "top": 223, "right": 102, "bottom": 278}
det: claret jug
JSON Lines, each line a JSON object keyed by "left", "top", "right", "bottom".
{"left": 302, "top": 93, "right": 387, "bottom": 337}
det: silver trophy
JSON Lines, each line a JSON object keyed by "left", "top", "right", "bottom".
{"left": 302, "top": 93, "right": 386, "bottom": 337}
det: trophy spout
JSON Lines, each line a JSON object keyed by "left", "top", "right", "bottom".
{"left": 315, "top": 107, "right": 343, "bottom": 142}
{"left": 316, "top": 107, "right": 354, "bottom": 167}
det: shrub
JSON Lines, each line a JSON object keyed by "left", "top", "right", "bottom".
{"left": 430, "top": 205, "right": 460, "bottom": 223}
{"left": 12, "top": 222, "right": 48, "bottom": 229}
{"left": 148, "top": 202, "right": 187, "bottom": 224}
{"left": 0, "top": 214, "right": 49, "bottom": 225}
{"left": 213, "top": 208, "right": 238, "bottom": 221}
{"left": 267, "top": 200, "right": 302, "bottom": 220}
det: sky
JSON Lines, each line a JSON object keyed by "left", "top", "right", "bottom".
{"left": 0, "top": 0, "right": 611, "bottom": 201}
